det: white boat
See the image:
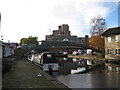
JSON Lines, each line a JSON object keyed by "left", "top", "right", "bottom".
{"left": 32, "top": 52, "right": 59, "bottom": 72}
{"left": 71, "top": 67, "right": 86, "bottom": 74}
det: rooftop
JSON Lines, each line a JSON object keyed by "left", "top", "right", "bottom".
{"left": 101, "top": 27, "right": 120, "bottom": 36}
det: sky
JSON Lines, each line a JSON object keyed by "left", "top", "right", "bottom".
{"left": 0, "top": 0, "right": 119, "bottom": 43}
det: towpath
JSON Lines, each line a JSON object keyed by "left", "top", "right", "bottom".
{"left": 2, "top": 58, "right": 69, "bottom": 89}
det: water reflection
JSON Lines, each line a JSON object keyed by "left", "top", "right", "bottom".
{"left": 55, "top": 57, "right": 120, "bottom": 88}
{"left": 57, "top": 57, "right": 88, "bottom": 75}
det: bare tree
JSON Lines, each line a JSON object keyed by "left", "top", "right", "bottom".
{"left": 90, "top": 15, "right": 107, "bottom": 36}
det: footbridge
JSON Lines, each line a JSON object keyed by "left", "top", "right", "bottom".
{"left": 38, "top": 41, "right": 90, "bottom": 53}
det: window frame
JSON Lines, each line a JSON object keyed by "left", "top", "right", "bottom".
{"left": 115, "top": 49, "right": 120, "bottom": 55}
{"left": 108, "top": 37, "right": 111, "bottom": 42}
{"left": 115, "top": 35, "right": 120, "bottom": 42}
{"left": 108, "top": 49, "right": 112, "bottom": 55}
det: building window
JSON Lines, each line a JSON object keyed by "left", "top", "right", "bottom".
{"left": 107, "top": 49, "right": 109, "bottom": 54}
{"left": 116, "top": 49, "right": 118, "bottom": 55}
{"left": 115, "top": 35, "right": 120, "bottom": 42}
{"left": 115, "top": 49, "right": 120, "bottom": 55}
{"left": 105, "top": 37, "right": 108, "bottom": 42}
{"left": 108, "top": 49, "right": 112, "bottom": 55}
{"left": 108, "top": 37, "right": 111, "bottom": 42}
{"left": 110, "top": 49, "right": 112, "bottom": 54}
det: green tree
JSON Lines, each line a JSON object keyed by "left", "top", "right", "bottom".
{"left": 20, "top": 36, "right": 38, "bottom": 46}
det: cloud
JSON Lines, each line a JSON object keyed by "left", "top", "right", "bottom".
{"left": 49, "top": 0, "right": 113, "bottom": 36}
{"left": 0, "top": 0, "right": 118, "bottom": 42}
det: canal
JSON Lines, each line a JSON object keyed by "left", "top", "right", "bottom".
{"left": 52, "top": 57, "right": 120, "bottom": 88}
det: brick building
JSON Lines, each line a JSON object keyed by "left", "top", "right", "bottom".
{"left": 45, "top": 24, "right": 89, "bottom": 46}
{"left": 101, "top": 27, "right": 120, "bottom": 60}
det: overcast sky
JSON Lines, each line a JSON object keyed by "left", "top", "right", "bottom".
{"left": 0, "top": 0, "right": 119, "bottom": 43}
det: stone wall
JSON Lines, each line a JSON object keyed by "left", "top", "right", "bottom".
{"left": 105, "top": 35, "right": 120, "bottom": 60}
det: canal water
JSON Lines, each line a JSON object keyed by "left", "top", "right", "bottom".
{"left": 53, "top": 57, "right": 120, "bottom": 88}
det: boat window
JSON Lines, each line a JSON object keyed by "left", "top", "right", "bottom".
{"left": 47, "top": 54, "right": 52, "bottom": 58}
{"left": 43, "top": 53, "right": 58, "bottom": 63}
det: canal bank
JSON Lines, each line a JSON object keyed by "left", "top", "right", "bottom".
{"left": 68, "top": 54, "right": 105, "bottom": 61}
{"left": 68, "top": 54, "right": 120, "bottom": 63}
{"left": 2, "top": 58, "right": 70, "bottom": 89}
